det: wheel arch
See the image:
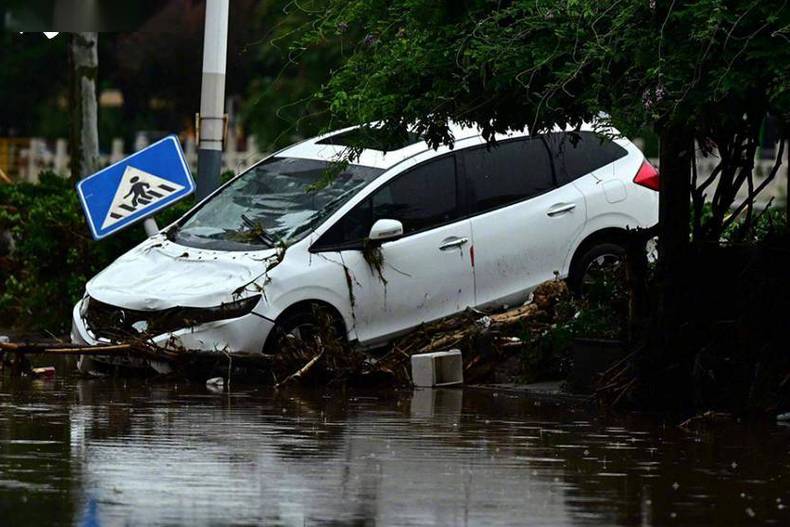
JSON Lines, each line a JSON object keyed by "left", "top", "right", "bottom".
{"left": 264, "top": 298, "right": 349, "bottom": 348}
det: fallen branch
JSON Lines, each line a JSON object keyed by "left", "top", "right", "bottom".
{"left": 275, "top": 350, "right": 325, "bottom": 389}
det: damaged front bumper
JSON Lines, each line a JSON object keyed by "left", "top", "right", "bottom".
{"left": 70, "top": 299, "right": 275, "bottom": 374}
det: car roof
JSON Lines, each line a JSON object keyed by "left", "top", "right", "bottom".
{"left": 276, "top": 121, "right": 612, "bottom": 170}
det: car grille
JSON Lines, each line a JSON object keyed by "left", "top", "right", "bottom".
{"left": 82, "top": 295, "right": 259, "bottom": 341}
{"left": 83, "top": 298, "right": 191, "bottom": 341}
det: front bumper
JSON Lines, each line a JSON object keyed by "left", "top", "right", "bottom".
{"left": 71, "top": 300, "right": 275, "bottom": 371}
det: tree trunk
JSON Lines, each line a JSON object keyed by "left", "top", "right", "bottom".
{"left": 656, "top": 122, "right": 694, "bottom": 343}
{"left": 68, "top": 32, "right": 99, "bottom": 182}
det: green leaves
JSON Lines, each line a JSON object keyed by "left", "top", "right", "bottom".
{"left": 291, "top": 0, "right": 788, "bottom": 146}
{"left": 0, "top": 173, "right": 195, "bottom": 333}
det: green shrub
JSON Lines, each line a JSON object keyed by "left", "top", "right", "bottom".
{"left": 519, "top": 268, "right": 628, "bottom": 382}
{"left": 0, "top": 172, "right": 196, "bottom": 334}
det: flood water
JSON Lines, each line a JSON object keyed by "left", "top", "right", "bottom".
{"left": 1, "top": 371, "right": 789, "bottom": 526}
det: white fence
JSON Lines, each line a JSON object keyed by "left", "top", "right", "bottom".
{"left": 5, "top": 136, "right": 788, "bottom": 207}
{"left": 646, "top": 155, "right": 787, "bottom": 208}
{"left": 8, "top": 134, "right": 264, "bottom": 183}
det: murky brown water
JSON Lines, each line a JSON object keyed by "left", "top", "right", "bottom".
{"left": 1, "top": 370, "right": 789, "bottom": 526}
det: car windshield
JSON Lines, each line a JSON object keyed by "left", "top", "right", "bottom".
{"left": 173, "top": 157, "right": 383, "bottom": 250}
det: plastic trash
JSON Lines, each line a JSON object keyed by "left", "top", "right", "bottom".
{"left": 206, "top": 377, "right": 225, "bottom": 387}
{"left": 205, "top": 377, "right": 226, "bottom": 393}
{"left": 32, "top": 367, "right": 56, "bottom": 378}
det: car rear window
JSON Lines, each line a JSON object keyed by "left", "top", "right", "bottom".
{"left": 545, "top": 132, "right": 628, "bottom": 185}
{"left": 461, "top": 138, "right": 555, "bottom": 215}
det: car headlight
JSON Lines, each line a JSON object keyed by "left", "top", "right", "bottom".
{"left": 79, "top": 295, "right": 90, "bottom": 318}
{"left": 199, "top": 295, "right": 262, "bottom": 321}
{"left": 148, "top": 295, "right": 263, "bottom": 332}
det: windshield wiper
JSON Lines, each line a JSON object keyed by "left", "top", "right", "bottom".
{"left": 240, "top": 214, "right": 278, "bottom": 247}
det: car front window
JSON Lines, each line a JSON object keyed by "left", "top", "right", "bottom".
{"left": 173, "top": 157, "right": 383, "bottom": 250}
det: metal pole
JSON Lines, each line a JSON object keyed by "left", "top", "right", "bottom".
{"left": 143, "top": 218, "right": 159, "bottom": 237}
{"left": 196, "top": 0, "right": 229, "bottom": 201}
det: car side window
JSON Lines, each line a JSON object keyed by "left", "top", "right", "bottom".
{"left": 370, "top": 155, "right": 458, "bottom": 235}
{"left": 313, "top": 155, "right": 459, "bottom": 250}
{"left": 546, "top": 132, "right": 628, "bottom": 185}
{"left": 462, "top": 138, "right": 555, "bottom": 214}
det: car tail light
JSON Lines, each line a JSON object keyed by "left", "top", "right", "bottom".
{"left": 633, "top": 160, "right": 659, "bottom": 191}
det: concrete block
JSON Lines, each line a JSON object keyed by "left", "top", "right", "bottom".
{"left": 410, "top": 350, "right": 463, "bottom": 387}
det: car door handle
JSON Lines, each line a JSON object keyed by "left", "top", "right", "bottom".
{"left": 546, "top": 203, "right": 577, "bottom": 216}
{"left": 439, "top": 237, "right": 469, "bottom": 250}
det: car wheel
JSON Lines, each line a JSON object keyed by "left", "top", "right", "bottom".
{"left": 264, "top": 304, "right": 344, "bottom": 356}
{"left": 568, "top": 242, "right": 626, "bottom": 295}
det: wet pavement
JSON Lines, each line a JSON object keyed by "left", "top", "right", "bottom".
{"left": 1, "top": 369, "right": 789, "bottom": 526}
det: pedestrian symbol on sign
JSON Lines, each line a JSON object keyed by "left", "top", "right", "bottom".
{"left": 126, "top": 175, "right": 152, "bottom": 206}
{"left": 101, "top": 166, "right": 185, "bottom": 230}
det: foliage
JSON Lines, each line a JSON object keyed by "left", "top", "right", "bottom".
{"left": 306, "top": 0, "right": 788, "bottom": 139}
{"left": 0, "top": 172, "right": 195, "bottom": 333}
{"left": 301, "top": 0, "right": 788, "bottom": 247}
{"left": 241, "top": 0, "right": 363, "bottom": 149}
{"left": 0, "top": 31, "right": 68, "bottom": 136}
{"left": 695, "top": 201, "right": 789, "bottom": 244}
{"left": 520, "top": 269, "right": 629, "bottom": 382}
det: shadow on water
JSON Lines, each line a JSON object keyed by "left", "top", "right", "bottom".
{"left": 1, "top": 367, "right": 789, "bottom": 526}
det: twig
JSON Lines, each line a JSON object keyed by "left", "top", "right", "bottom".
{"left": 275, "top": 350, "right": 324, "bottom": 389}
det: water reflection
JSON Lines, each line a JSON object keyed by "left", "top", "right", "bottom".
{"left": 1, "top": 374, "right": 789, "bottom": 526}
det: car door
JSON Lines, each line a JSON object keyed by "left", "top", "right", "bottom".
{"left": 312, "top": 154, "right": 475, "bottom": 346}
{"left": 461, "top": 137, "right": 587, "bottom": 308}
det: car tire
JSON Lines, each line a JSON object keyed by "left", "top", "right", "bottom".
{"left": 264, "top": 304, "right": 344, "bottom": 355}
{"left": 568, "top": 242, "right": 626, "bottom": 295}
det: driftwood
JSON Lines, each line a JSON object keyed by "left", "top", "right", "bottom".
{"left": 2, "top": 280, "right": 570, "bottom": 385}
{"left": 372, "top": 280, "right": 568, "bottom": 385}
{"left": 0, "top": 338, "right": 274, "bottom": 379}
{"left": 274, "top": 350, "right": 325, "bottom": 389}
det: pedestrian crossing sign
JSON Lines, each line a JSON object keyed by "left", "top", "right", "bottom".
{"left": 76, "top": 136, "right": 195, "bottom": 239}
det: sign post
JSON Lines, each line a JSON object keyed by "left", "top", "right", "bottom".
{"left": 196, "top": 0, "right": 230, "bottom": 200}
{"left": 76, "top": 136, "right": 195, "bottom": 240}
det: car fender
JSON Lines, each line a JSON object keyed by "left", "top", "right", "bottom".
{"left": 561, "top": 211, "right": 648, "bottom": 277}
{"left": 255, "top": 283, "right": 358, "bottom": 343}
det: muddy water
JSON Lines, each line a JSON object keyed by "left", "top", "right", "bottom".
{"left": 1, "top": 374, "right": 788, "bottom": 526}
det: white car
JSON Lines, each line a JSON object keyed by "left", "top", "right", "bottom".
{"left": 72, "top": 123, "right": 658, "bottom": 373}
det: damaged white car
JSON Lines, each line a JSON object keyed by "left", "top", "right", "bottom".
{"left": 72, "top": 123, "right": 658, "bottom": 373}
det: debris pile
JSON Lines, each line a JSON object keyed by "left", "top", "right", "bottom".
{"left": 271, "top": 279, "right": 570, "bottom": 386}
{"left": 375, "top": 280, "right": 570, "bottom": 385}
{"left": 2, "top": 280, "right": 571, "bottom": 387}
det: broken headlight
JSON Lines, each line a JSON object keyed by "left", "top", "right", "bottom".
{"left": 83, "top": 295, "right": 262, "bottom": 339}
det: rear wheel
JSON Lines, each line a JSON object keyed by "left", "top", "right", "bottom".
{"left": 568, "top": 242, "right": 626, "bottom": 296}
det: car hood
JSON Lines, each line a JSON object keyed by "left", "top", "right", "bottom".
{"left": 86, "top": 235, "right": 280, "bottom": 310}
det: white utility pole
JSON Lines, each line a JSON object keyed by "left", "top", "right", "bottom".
{"left": 196, "top": 0, "right": 230, "bottom": 200}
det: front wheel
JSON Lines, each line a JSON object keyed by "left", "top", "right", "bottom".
{"left": 265, "top": 305, "right": 343, "bottom": 352}
{"left": 264, "top": 304, "right": 350, "bottom": 385}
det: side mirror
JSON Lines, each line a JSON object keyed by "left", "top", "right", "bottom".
{"left": 368, "top": 219, "right": 403, "bottom": 243}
